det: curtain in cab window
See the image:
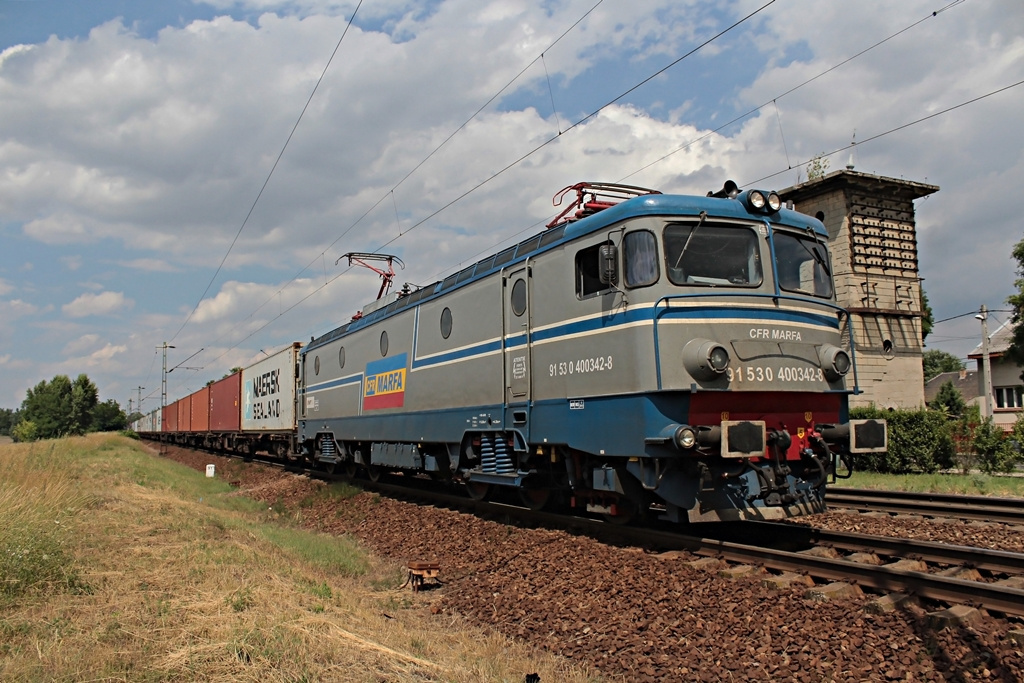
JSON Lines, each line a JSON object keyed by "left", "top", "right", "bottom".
{"left": 624, "top": 231, "right": 658, "bottom": 287}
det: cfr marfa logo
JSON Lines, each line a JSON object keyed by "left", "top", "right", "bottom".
{"left": 363, "top": 353, "right": 408, "bottom": 409}
{"left": 364, "top": 368, "right": 405, "bottom": 396}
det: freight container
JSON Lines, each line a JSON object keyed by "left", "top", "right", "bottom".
{"left": 191, "top": 386, "right": 210, "bottom": 432}
{"left": 163, "top": 403, "right": 178, "bottom": 432}
{"left": 210, "top": 372, "right": 242, "bottom": 431}
{"left": 177, "top": 395, "right": 192, "bottom": 432}
{"left": 242, "top": 342, "right": 301, "bottom": 432}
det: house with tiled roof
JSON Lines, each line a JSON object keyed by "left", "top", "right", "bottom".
{"left": 969, "top": 319, "right": 1023, "bottom": 432}
{"left": 924, "top": 368, "right": 979, "bottom": 409}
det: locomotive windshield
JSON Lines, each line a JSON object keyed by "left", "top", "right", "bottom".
{"left": 663, "top": 223, "right": 762, "bottom": 287}
{"left": 773, "top": 231, "right": 833, "bottom": 299}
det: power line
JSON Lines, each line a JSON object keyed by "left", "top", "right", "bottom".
{"left": 235, "top": 0, "right": 608, "bottom": 334}
{"left": 619, "top": 0, "right": 966, "bottom": 183}
{"left": 159, "top": 1, "right": 1012, "bottom": 395}
{"left": 168, "top": 0, "right": 365, "bottom": 344}
{"left": 744, "top": 78, "right": 1024, "bottom": 187}
{"left": 163, "top": 0, "right": 769, "bottom": 379}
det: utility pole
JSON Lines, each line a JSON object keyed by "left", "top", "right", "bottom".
{"left": 136, "top": 386, "right": 144, "bottom": 414}
{"left": 159, "top": 342, "right": 175, "bottom": 411}
{"left": 977, "top": 305, "right": 994, "bottom": 419}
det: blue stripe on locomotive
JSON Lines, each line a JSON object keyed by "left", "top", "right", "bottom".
{"left": 301, "top": 393, "right": 685, "bottom": 457}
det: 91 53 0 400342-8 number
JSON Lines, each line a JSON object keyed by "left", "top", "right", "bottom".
{"left": 549, "top": 355, "right": 613, "bottom": 377}
{"left": 725, "top": 365, "right": 825, "bottom": 383}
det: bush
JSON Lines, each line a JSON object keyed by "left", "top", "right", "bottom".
{"left": 849, "top": 406, "right": 955, "bottom": 474}
{"left": 972, "top": 417, "right": 1016, "bottom": 474}
{"left": 10, "top": 420, "right": 38, "bottom": 443}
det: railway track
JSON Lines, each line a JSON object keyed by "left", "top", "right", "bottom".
{"left": 827, "top": 486, "right": 1024, "bottom": 525}
{"left": 158, "top": 444, "right": 1024, "bottom": 618}
{"left": 367, "top": 476, "right": 1024, "bottom": 618}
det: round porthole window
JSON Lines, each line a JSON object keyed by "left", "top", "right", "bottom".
{"left": 882, "top": 339, "right": 895, "bottom": 360}
{"left": 440, "top": 307, "right": 453, "bottom": 339}
{"left": 314, "top": 355, "right": 321, "bottom": 375}
{"left": 511, "top": 279, "right": 527, "bottom": 317}
{"left": 380, "top": 330, "right": 389, "bottom": 357}
{"left": 338, "top": 346, "right": 345, "bottom": 369}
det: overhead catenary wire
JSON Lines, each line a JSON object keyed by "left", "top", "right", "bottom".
{"left": 160, "top": 0, "right": 1005, "bottom": 395}
{"left": 160, "top": 0, "right": 611, "bottom": 383}
{"left": 743, "top": 78, "right": 1024, "bottom": 187}
{"left": 166, "top": 1, "right": 771, "bottom": 386}
{"left": 618, "top": 0, "right": 967, "bottom": 184}
{"left": 167, "top": 0, "right": 365, "bottom": 345}
{"left": 178, "top": 0, "right": 1003, "bottom": 388}
{"left": 234, "top": 0, "right": 607, "bottom": 329}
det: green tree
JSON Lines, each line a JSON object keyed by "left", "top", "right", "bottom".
{"left": 69, "top": 374, "right": 99, "bottom": 435}
{"left": 922, "top": 349, "right": 964, "bottom": 381}
{"left": 806, "top": 153, "right": 830, "bottom": 181}
{"left": 91, "top": 399, "right": 127, "bottom": 432}
{"left": 1006, "top": 234, "right": 1024, "bottom": 379}
{"left": 14, "top": 373, "right": 116, "bottom": 441}
{"left": 0, "top": 408, "right": 20, "bottom": 436}
{"left": 928, "top": 380, "right": 967, "bottom": 417}
{"left": 921, "top": 289, "right": 934, "bottom": 341}
{"left": 21, "top": 375, "right": 73, "bottom": 439}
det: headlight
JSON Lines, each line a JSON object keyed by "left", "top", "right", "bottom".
{"left": 818, "top": 344, "right": 851, "bottom": 381}
{"left": 683, "top": 338, "right": 731, "bottom": 380}
{"left": 749, "top": 190, "right": 766, "bottom": 210}
{"left": 674, "top": 426, "right": 697, "bottom": 450}
{"left": 767, "top": 192, "right": 782, "bottom": 211}
{"left": 709, "top": 345, "right": 730, "bottom": 372}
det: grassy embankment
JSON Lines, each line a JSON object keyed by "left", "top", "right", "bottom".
{"left": 0, "top": 434, "right": 595, "bottom": 682}
{"left": 836, "top": 470, "right": 1024, "bottom": 497}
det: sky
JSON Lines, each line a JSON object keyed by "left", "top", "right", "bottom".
{"left": 0, "top": 0, "right": 1022, "bottom": 411}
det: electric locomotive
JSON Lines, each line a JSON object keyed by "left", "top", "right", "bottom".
{"left": 299, "top": 181, "right": 886, "bottom": 523}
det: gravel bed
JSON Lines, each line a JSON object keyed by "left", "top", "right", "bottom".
{"left": 154, "top": 445, "right": 1024, "bottom": 681}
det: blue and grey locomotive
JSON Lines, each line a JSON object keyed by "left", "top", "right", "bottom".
{"left": 298, "top": 182, "right": 886, "bottom": 523}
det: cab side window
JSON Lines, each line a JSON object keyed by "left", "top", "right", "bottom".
{"left": 575, "top": 243, "right": 612, "bottom": 298}
{"left": 624, "top": 230, "right": 658, "bottom": 288}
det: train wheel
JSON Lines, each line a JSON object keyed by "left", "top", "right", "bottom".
{"left": 602, "top": 498, "right": 638, "bottom": 526}
{"left": 366, "top": 464, "right": 383, "bottom": 482}
{"left": 324, "top": 460, "right": 338, "bottom": 475}
{"left": 517, "top": 487, "right": 550, "bottom": 511}
{"left": 466, "top": 481, "right": 489, "bottom": 501}
{"left": 345, "top": 461, "right": 359, "bottom": 479}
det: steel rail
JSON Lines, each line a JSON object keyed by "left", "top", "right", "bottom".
{"left": 155, "top": 443, "right": 1024, "bottom": 617}
{"left": 368, "top": 481, "right": 1024, "bottom": 617}
{"left": 827, "top": 487, "right": 1024, "bottom": 525}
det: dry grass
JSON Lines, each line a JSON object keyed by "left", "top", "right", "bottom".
{"left": 0, "top": 434, "right": 599, "bottom": 682}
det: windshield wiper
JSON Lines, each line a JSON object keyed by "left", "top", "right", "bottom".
{"left": 673, "top": 211, "right": 707, "bottom": 269}
{"left": 799, "top": 226, "right": 831, "bottom": 277}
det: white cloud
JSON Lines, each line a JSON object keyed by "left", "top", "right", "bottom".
{"left": 0, "top": 299, "right": 39, "bottom": 318}
{"left": 62, "top": 291, "right": 133, "bottom": 317}
{"left": 0, "top": 0, "right": 1021, "bottom": 400}
{"left": 63, "top": 333, "right": 102, "bottom": 356}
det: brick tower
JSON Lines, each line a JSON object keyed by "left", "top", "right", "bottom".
{"left": 780, "top": 170, "right": 938, "bottom": 409}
